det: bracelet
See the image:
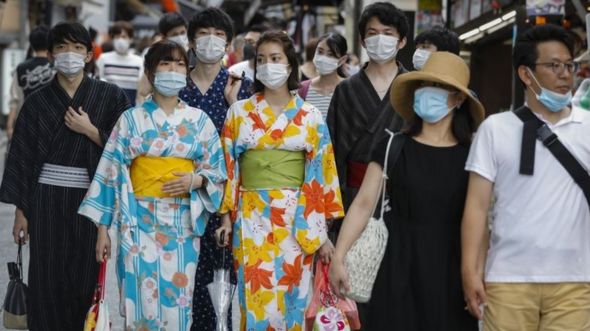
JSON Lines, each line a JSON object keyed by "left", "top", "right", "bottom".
{"left": 189, "top": 173, "right": 195, "bottom": 193}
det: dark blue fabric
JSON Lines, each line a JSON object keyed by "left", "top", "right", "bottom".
{"left": 180, "top": 67, "right": 252, "bottom": 331}
{"left": 180, "top": 67, "right": 252, "bottom": 132}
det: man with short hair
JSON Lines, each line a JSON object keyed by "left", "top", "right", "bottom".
{"left": 228, "top": 24, "right": 266, "bottom": 81}
{"left": 178, "top": 8, "right": 252, "bottom": 330}
{"left": 97, "top": 21, "right": 143, "bottom": 105}
{"left": 136, "top": 12, "right": 189, "bottom": 104}
{"left": 462, "top": 24, "right": 590, "bottom": 330}
{"left": 0, "top": 22, "right": 130, "bottom": 330}
{"left": 327, "top": 2, "right": 408, "bottom": 212}
{"left": 7, "top": 25, "right": 55, "bottom": 140}
{"left": 412, "top": 25, "right": 460, "bottom": 70}
{"left": 327, "top": 3, "right": 409, "bottom": 327}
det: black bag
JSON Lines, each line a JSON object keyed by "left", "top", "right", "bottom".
{"left": 3, "top": 241, "right": 27, "bottom": 329}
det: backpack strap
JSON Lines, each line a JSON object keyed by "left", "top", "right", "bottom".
{"left": 513, "top": 106, "right": 590, "bottom": 209}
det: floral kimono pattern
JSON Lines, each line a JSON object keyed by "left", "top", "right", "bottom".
{"left": 220, "top": 93, "right": 344, "bottom": 330}
{"left": 79, "top": 100, "right": 226, "bottom": 331}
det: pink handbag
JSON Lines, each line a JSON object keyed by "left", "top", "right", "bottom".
{"left": 305, "top": 262, "right": 361, "bottom": 331}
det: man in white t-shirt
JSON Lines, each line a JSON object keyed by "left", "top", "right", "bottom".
{"left": 462, "top": 24, "right": 590, "bottom": 330}
{"left": 227, "top": 24, "right": 265, "bottom": 81}
{"left": 96, "top": 21, "right": 143, "bottom": 106}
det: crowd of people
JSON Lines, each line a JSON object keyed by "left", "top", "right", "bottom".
{"left": 2, "top": 1, "right": 590, "bottom": 331}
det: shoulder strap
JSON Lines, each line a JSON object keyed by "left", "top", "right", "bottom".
{"left": 371, "top": 129, "right": 406, "bottom": 219}
{"left": 513, "top": 106, "right": 590, "bottom": 209}
{"left": 298, "top": 80, "right": 312, "bottom": 100}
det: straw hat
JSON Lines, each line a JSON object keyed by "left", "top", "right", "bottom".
{"left": 390, "top": 51, "right": 485, "bottom": 125}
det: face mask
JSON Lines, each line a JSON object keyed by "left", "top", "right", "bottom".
{"left": 195, "top": 35, "right": 226, "bottom": 63}
{"left": 348, "top": 64, "right": 360, "bottom": 76}
{"left": 527, "top": 68, "right": 571, "bottom": 112}
{"left": 364, "top": 34, "right": 399, "bottom": 63}
{"left": 168, "top": 35, "right": 189, "bottom": 51}
{"left": 154, "top": 71, "right": 187, "bottom": 97}
{"left": 413, "top": 86, "right": 455, "bottom": 123}
{"left": 412, "top": 49, "right": 431, "bottom": 70}
{"left": 256, "top": 63, "right": 290, "bottom": 90}
{"left": 113, "top": 38, "right": 130, "bottom": 54}
{"left": 243, "top": 43, "right": 256, "bottom": 60}
{"left": 313, "top": 54, "right": 340, "bottom": 76}
{"left": 54, "top": 52, "right": 86, "bottom": 77}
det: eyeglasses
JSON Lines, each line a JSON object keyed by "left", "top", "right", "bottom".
{"left": 535, "top": 61, "right": 579, "bottom": 74}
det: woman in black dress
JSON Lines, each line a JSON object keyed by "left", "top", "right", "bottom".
{"left": 330, "top": 52, "right": 485, "bottom": 331}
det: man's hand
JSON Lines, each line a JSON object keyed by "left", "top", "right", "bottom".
{"left": 224, "top": 72, "right": 243, "bottom": 106}
{"left": 12, "top": 208, "right": 28, "bottom": 244}
{"left": 65, "top": 106, "right": 94, "bottom": 135}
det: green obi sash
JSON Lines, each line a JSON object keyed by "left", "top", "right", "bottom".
{"left": 239, "top": 150, "right": 305, "bottom": 190}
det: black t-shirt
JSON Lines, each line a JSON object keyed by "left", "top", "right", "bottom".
{"left": 16, "top": 57, "right": 54, "bottom": 97}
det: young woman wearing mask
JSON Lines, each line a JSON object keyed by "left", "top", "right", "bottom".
{"left": 298, "top": 32, "right": 348, "bottom": 120}
{"left": 214, "top": 31, "right": 344, "bottom": 330}
{"left": 79, "top": 40, "right": 227, "bottom": 331}
{"left": 329, "top": 52, "right": 484, "bottom": 330}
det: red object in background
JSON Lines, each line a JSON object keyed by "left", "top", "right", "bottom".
{"left": 162, "top": 0, "right": 179, "bottom": 12}
{"left": 226, "top": 52, "right": 238, "bottom": 67}
{"left": 93, "top": 42, "right": 103, "bottom": 60}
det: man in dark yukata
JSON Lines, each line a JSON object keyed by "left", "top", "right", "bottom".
{"left": 0, "top": 22, "right": 130, "bottom": 331}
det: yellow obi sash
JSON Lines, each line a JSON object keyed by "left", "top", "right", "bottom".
{"left": 130, "top": 156, "right": 194, "bottom": 198}
{"left": 239, "top": 150, "right": 305, "bottom": 190}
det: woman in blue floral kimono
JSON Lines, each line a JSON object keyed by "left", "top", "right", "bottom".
{"left": 79, "top": 41, "right": 226, "bottom": 330}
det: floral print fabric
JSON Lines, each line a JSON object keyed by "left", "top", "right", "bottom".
{"left": 220, "top": 93, "right": 344, "bottom": 330}
{"left": 79, "top": 99, "right": 226, "bottom": 330}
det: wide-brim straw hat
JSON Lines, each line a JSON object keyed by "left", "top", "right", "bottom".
{"left": 390, "top": 51, "right": 485, "bottom": 125}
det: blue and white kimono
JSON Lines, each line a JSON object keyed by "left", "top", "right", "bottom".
{"left": 79, "top": 99, "right": 226, "bottom": 331}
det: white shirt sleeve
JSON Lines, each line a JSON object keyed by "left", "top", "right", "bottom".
{"left": 465, "top": 116, "right": 497, "bottom": 182}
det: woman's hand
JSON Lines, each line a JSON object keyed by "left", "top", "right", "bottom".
{"left": 215, "top": 213, "right": 233, "bottom": 247}
{"left": 329, "top": 257, "right": 350, "bottom": 298}
{"left": 224, "top": 72, "right": 243, "bottom": 106}
{"left": 162, "top": 172, "right": 203, "bottom": 195}
{"left": 462, "top": 271, "right": 487, "bottom": 320}
{"left": 318, "top": 239, "right": 335, "bottom": 264}
{"left": 96, "top": 225, "right": 111, "bottom": 263}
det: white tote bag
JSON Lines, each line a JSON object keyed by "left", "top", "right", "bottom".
{"left": 344, "top": 130, "right": 402, "bottom": 303}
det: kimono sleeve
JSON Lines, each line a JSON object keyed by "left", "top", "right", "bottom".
{"left": 190, "top": 112, "right": 227, "bottom": 235}
{"left": 219, "top": 103, "right": 241, "bottom": 220}
{"left": 0, "top": 100, "right": 37, "bottom": 212}
{"left": 295, "top": 108, "right": 345, "bottom": 254}
{"left": 79, "top": 112, "right": 132, "bottom": 227}
{"left": 98, "top": 86, "right": 131, "bottom": 145}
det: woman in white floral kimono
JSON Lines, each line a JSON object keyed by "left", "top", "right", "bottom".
{"left": 79, "top": 41, "right": 226, "bottom": 331}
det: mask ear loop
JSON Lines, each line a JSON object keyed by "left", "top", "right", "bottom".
{"left": 525, "top": 67, "right": 544, "bottom": 97}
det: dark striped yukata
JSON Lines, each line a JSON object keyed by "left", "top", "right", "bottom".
{"left": 0, "top": 76, "right": 130, "bottom": 331}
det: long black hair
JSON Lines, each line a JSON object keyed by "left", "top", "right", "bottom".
{"left": 317, "top": 32, "right": 348, "bottom": 78}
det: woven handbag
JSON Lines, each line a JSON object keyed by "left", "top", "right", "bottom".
{"left": 344, "top": 130, "right": 405, "bottom": 303}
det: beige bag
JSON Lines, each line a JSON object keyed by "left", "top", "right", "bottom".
{"left": 344, "top": 130, "right": 402, "bottom": 303}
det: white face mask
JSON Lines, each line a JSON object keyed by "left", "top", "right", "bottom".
{"left": 256, "top": 63, "right": 290, "bottom": 90}
{"left": 113, "top": 38, "right": 130, "bottom": 55}
{"left": 412, "top": 49, "right": 431, "bottom": 70}
{"left": 195, "top": 35, "right": 226, "bottom": 63}
{"left": 54, "top": 52, "right": 86, "bottom": 77}
{"left": 364, "top": 34, "right": 399, "bottom": 63}
{"left": 168, "top": 35, "right": 189, "bottom": 51}
{"left": 313, "top": 54, "right": 340, "bottom": 76}
{"left": 348, "top": 64, "right": 360, "bottom": 76}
